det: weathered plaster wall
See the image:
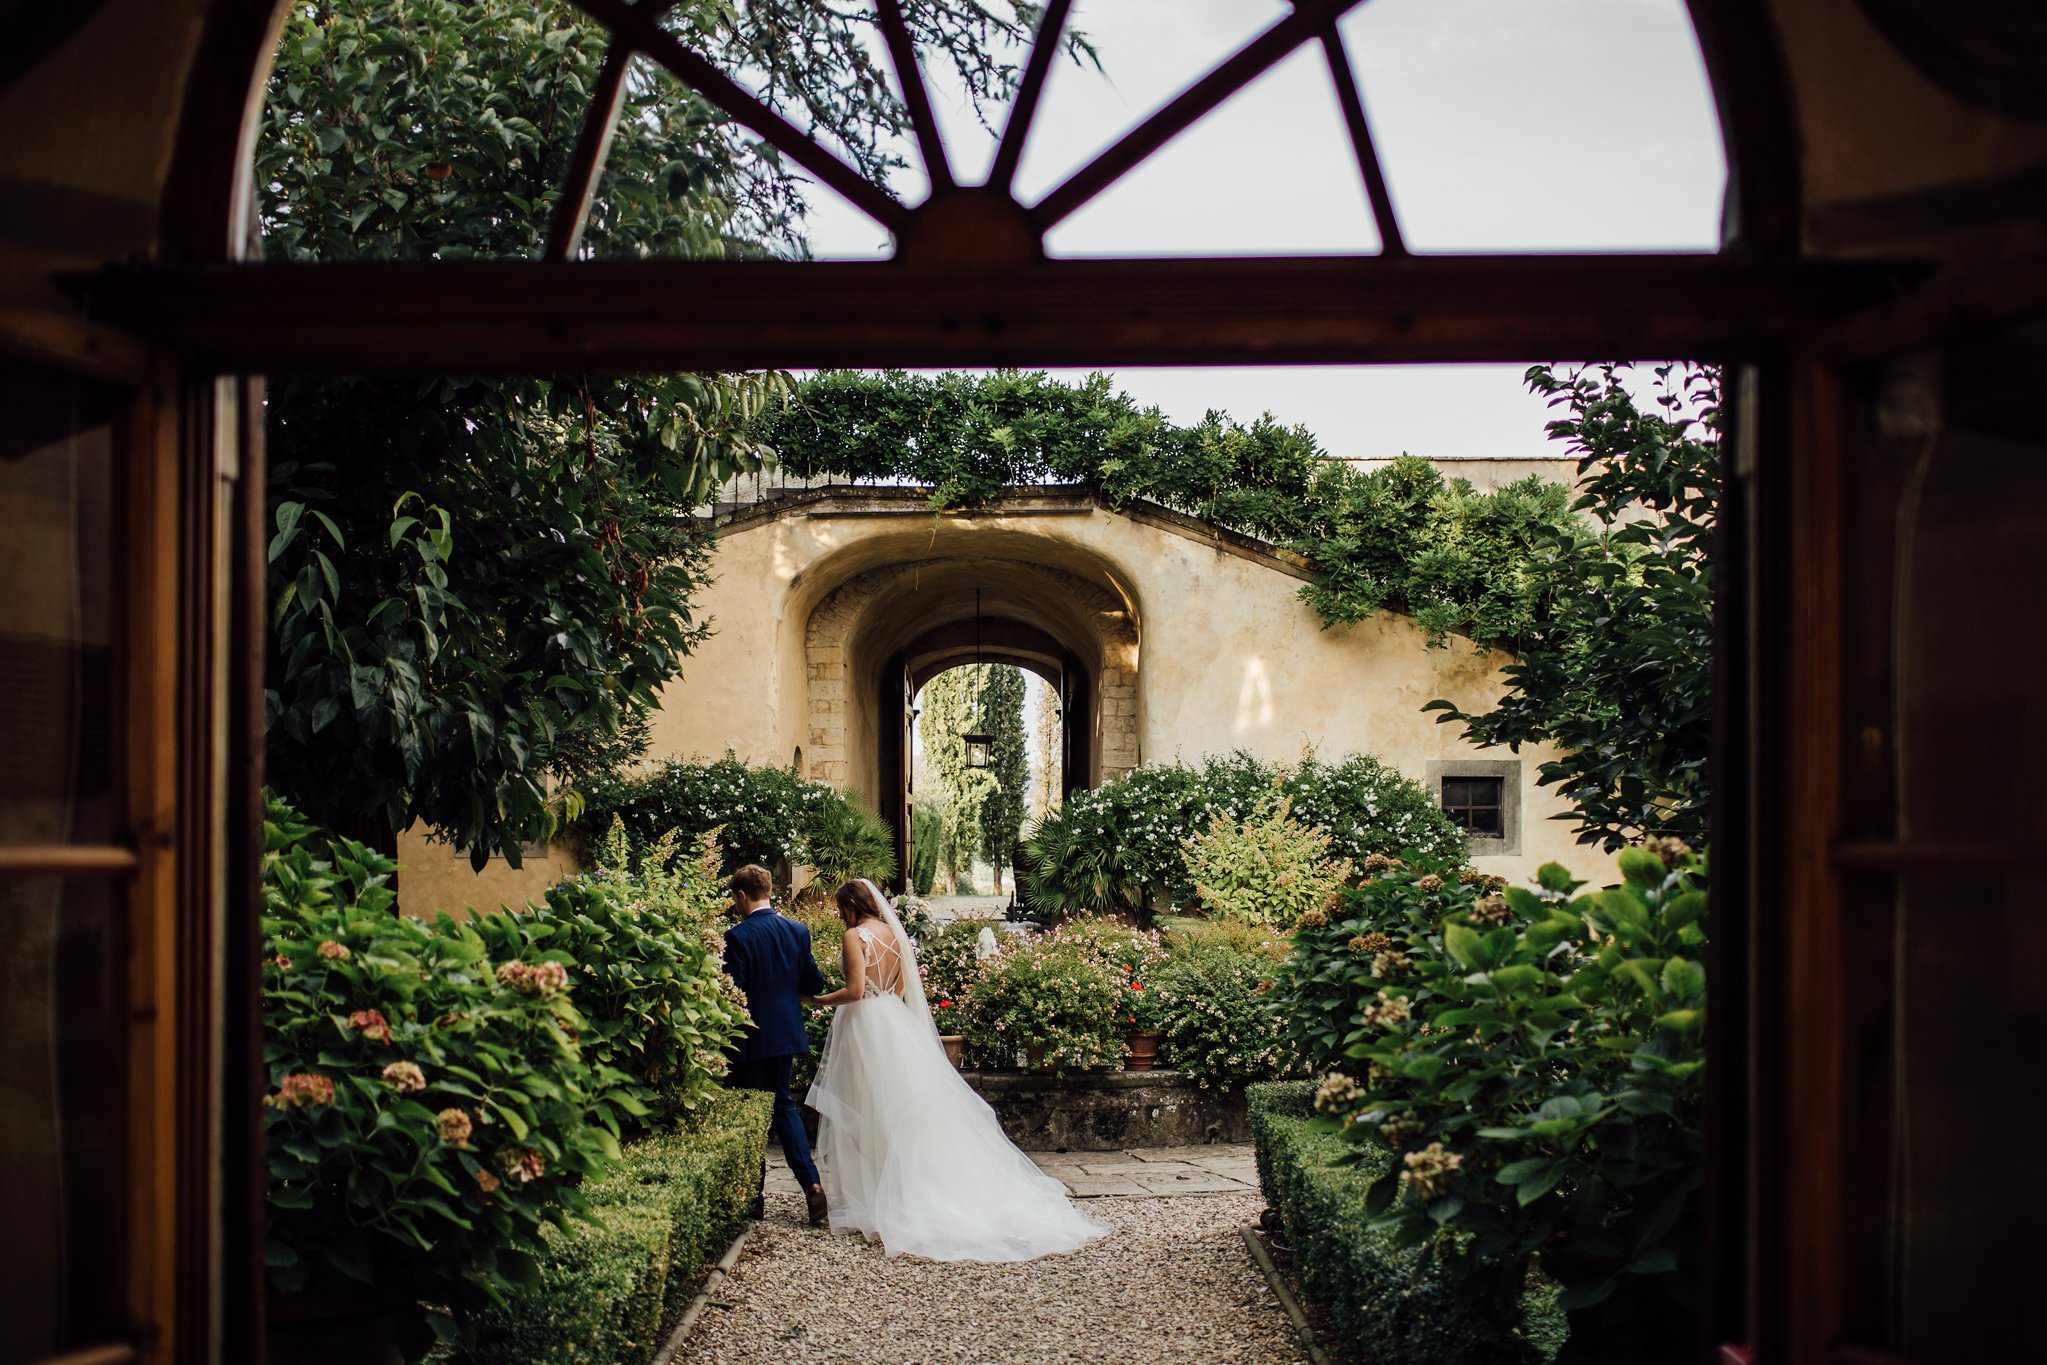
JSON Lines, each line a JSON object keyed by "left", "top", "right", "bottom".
{"left": 392, "top": 827, "right": 569, "bottom": 921}
{"left": 651, "top": 493, "right": 1594, "bottom": 884}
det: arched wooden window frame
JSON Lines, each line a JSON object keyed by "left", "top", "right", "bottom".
{"left": 25, "top": 2, "right": 2040, "bottom": 1364}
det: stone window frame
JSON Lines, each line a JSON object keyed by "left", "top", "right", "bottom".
{"left": 1425, "top": 758, "right": 1522, "bottom": 858}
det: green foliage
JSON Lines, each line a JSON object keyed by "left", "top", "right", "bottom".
{"left": 800, "top": 791, "right": 899, "bottom": 888}
{"left": 573, "top": 753, "right": 889, "bottom": 882}
{"left": 1428, "top": 364, "right": 1718, "bottom": 851}
{"left": 1180, "top": 789, "right": 1352, "bottom": 925}
{"left": 759, "top": 370, "right": 1583, "bottom": 646}
{"left": 458, "top": 1088, "right": 772, "bottom": 1365}
{"left": 1248, "top": 1083, "right": 1563, "bottom": 1365}
{"left": 255, "top": 1, "right": 1065, "bottom": 864}
{"left": 259, "top": 794, "right": 625, "bottom": 1343}
{"left": 1148, "top": 934, "right": 1299, "bottom": 1087}
{"left": 910, "top": 804, "right": 943, "bottom": 895}
{"left": 1292, "top": 845, "right": 1708, "bottom": 1361}
{"left": 465, "top": 859, "right": 750, "bottom": 1131}
{"left": 921, "top": 664, "right": 1027, "bottom": 891}
{"left": 915, "top": 919, "right": 997, "bottom": 1018}
{"left": 1026, "top": 751, "right": 1464, "bottom": 918}
{"left": 964, "top": 939, "right": 1124, "bottom": 1072}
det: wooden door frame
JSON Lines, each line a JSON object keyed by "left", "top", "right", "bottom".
{"left": 74, "top": 0, "right": 2044, "bottom": 1360}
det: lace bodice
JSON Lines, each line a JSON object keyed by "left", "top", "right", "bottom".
{"left": 855, "top": 924, "right": 904, "bottom": 998}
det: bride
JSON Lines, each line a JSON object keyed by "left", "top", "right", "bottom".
{"left": 801, "top": 878, "right": 1108, "bottom": 1262}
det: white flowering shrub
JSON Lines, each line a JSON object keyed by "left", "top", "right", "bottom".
{"left": 1026, "top": 750, "right": 1463, "bottom": 917}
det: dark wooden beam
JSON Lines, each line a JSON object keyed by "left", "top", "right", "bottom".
{"left": 988, "top": 0, "right": 1073, "bottom": 195}
{"left": 1318, "top": 25, "right": 1405, "bottom": 257}
{"left": 874, "top": 0, "right": 953, "bottom": 192}
{"left": 75, "top": 254, "right": 1919, "bottom": 374}
{"left": 544, "top": 44, "right": 635, "bottom": 262}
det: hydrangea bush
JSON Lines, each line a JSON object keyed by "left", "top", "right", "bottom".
{"left": 468, "top": 826, "right": 750, "bottom": 1130}
{"left": 1281, "top": 846, "right": 1708, "bottom": 1363}
{"left": 1026, "top": 750, "right": 1464, "bottom": 918}
{"left": 260, "top": 795, "right": 626, "bottom": 1347}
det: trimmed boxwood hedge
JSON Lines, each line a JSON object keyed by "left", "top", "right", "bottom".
{"left": 1247, "top": 1082, "right": 1565, "bottom": 1365}
{"left": 459, "top": 1087, "right": 772, "bottom": 1365}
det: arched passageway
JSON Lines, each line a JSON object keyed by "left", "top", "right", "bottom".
{"left": 804, "top": 554, "right": 1140, "bottom": 888}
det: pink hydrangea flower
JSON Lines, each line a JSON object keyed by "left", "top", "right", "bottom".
{"left": 380, "top": 1061, "right": 426, "bottom": 1094}
{"left": 436, "top": 1108, "right": 473, "bottom": 1146}
{"left": 266, "top": 1073, "right": 336, "bottom": 1110}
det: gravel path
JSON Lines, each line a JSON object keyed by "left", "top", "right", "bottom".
{"left": 671, "top": 1190, "right": 1306, "bottom": 1365}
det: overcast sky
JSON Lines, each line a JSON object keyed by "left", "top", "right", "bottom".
{"left": 796, "top": 0, "right": 1724, "bottom": 461}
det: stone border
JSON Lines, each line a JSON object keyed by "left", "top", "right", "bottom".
{"left": 1241, "top": 1227, "right": 1336, "bottom": 1365}
{"left": 651, "top": 1224, "right": 753, "bottom": 1365}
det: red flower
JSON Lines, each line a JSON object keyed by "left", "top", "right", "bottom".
{"left": 1130, "top": 983, "right": 1144, "bottom": 993}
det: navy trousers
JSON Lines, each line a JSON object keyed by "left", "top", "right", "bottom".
{"left": 729, "top": 1054, "right": 820, "bottom": 1191}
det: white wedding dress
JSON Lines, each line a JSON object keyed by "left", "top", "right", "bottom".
{"left": 805, "top": 882, "right": 1108, "bottom": 1262}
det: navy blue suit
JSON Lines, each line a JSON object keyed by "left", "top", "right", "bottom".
{"left": 723, "top": 906, "right": 827, "bottom": 1193}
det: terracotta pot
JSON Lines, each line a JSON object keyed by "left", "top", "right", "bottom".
{"left": 939, "top": 1033, "right": 966, "bottom": 1068}
{"left": 266, "top": 1290, "right": 406, "bottom": 1365}
{"left": 1124, "top": 1029, "right": 1164, "bottom": 1071}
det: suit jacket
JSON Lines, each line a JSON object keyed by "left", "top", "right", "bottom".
{"left": 723, "top": 906, "right": 827, "bottom": 1062}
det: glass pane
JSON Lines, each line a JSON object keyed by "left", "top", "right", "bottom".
{"left": 0, "top": 876, "right": 130, "bottom": 1360}
{"left": 1893, "top": 343, "right": 2047, "bottom": 845}
{"left": 0, "top": 377, "right": 120, "bottom": 846}
{"left": 1336, "top": 0, "right": 1724, "bottom": 251}
{"left": 1843, "top": 872, "right": 2046, "bottom": 1362}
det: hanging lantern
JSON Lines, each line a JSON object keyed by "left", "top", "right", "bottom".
{"left": 961, "top": 588, "right": 993, "bottom": 769}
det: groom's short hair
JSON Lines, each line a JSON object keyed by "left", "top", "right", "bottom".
{"left": 729, "top": 865, "right": 773, "bottom": 901}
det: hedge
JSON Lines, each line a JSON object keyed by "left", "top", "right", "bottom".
{"left": 1247, "top": 1082, "right": 1565, "bottom": 1365}
{"left": 459, "top": 1088, "right": 772, "bottom": 1365}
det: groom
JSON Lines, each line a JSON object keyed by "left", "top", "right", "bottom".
{"left": 721, "top": 864, "right": 831, "bottom": 1228}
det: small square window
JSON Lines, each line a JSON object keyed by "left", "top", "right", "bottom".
{"left": 1441, "top": 775, "right": 1505, "bottom": 838}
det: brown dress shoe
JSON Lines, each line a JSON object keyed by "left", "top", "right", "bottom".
{"left": 805, "top": 1184, "right": 830, "bottom": 1228}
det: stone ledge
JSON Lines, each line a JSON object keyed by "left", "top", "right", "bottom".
{"left": 957, "top": 1068, "right": 1251, "bottom": 1151}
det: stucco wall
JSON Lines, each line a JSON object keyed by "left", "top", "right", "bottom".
{"left": 396, "top": 490, "right": 1610, "bottom": 915}
{"left": 656, "top": 493, "right": 1596, "bottom": 883}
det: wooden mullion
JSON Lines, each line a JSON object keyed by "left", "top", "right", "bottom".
{"left": 1829, "top": 841, "right": 2033, "bottom": 875}
{"left": 544, "top": 44, "right": 636, "bottom": 263}
{"left": 574, "top": 0, "right": 909, "bottom": 233}
{"left": 124, "top": 373, "right": 181, "bottom": 1365}
{"left": 1317, "top": 25, "right": 1405, "bottom": 256}
{"left": 873, "top": 0, "right": 953, "bottom": 192}
{"left": 1026, "top": 0, "right": 1369, "bottom": 231}
{"left": 987, "top": 0, "right": 1072, "bottom": 195}
{"left": 0, "top": 304, "right": 152, "bottom": 383}
{"left": 0, "top": 846, "right": 140, "bottom": 875}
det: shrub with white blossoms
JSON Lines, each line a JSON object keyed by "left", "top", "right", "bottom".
{"left": 1025, "top": 750, "right": 1465, "bottom": 919}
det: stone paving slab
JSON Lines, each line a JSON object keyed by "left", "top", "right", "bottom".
{"left": 767, "top": 1141, "right": 1262, "bottom": 1201}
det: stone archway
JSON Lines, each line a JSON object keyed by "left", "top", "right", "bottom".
{"left": 803, "top": 555, "right": 1141, "bottom": 884}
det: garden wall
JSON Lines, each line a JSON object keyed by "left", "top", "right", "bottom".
{"left": 962, "top": 1070, "right": 1250, "bottom": 1151}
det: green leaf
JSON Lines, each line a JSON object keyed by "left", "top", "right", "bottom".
{"left": 1536, "top": 862, "right": 1575, "bottom": 893}
{"left": 1617, "top": 847, "right": 1667, "bottom": 889}
{"left": 1444, "top": 922, "right": 1484, "bottom": 970}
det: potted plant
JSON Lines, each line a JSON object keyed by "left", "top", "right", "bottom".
{"left": 933, "top": 996, "right": 967, "bottom": 1068}
{"left": 1123, "top": 971, "right": 1166, "bottom": 1071}
{"left": 965, "top": 941, "right": 1123, "bottom": 1073}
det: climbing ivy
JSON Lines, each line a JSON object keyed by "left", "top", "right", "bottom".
{"left": 757, "top": 370, "right": 1584, "bottom": 654}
